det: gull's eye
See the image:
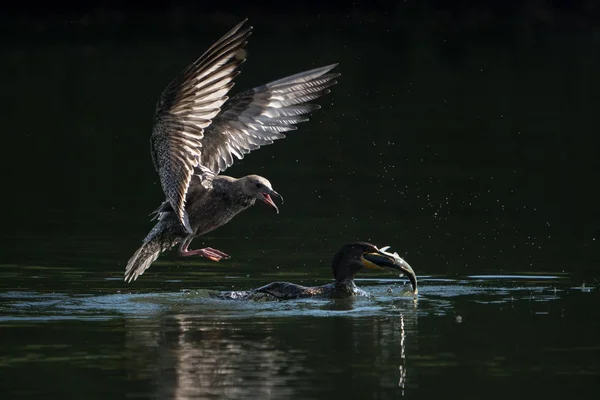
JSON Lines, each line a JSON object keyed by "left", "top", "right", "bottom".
{"left": 255, "top": 182, "right": 262, "bottom": 189}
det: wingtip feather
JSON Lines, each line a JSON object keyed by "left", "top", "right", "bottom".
{"left": 229, "top": 18, "right": 252, "bottom": 35}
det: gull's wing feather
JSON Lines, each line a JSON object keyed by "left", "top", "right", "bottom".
{"left": 198, "top": 64, "right": 340, "bottom": 174}
{"left": 150, "top": 20, "right": 252, "bottom": 232}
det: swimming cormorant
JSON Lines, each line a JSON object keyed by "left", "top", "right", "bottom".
{"left": 214, "top": 242, "right": 418, "bottom": 300}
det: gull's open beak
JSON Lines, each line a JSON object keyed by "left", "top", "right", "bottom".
{"left": 361, "top": 249, "right": 418, "bottom": 294}
{"left": 258, "top": 189, "right": 283, "bottom": 214}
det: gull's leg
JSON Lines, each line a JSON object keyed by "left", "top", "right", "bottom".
{"left": 178, "top": 237, "right": 230, "bottom": 261}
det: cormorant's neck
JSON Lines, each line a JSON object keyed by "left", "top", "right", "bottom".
{"left": 334, "top": 276, "right": 357, "bottom": 291}
{"left": 331, "top": 278, "right": 369, "bottom": 298}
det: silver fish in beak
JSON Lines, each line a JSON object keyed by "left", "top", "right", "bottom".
{"left": 361, "top": 246, "right": 418, "bottom": 294}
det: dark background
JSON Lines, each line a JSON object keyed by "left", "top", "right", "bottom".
{"left": 1, "top": 0, "right": 599, "bottom": 282}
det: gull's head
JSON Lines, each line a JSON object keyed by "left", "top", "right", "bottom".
{"left": 242, "top": 175, "right": 283, "bottom": 213}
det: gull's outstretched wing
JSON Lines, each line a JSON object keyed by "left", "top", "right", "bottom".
{"left": 197, "top": 64, "right": 340, "bottom": 174}
{"left": 151, "top": 20, "right": 252, "bottom": 233}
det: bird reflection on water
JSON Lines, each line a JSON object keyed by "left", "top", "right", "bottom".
{"left": 122, "top": 297, "right": 419, "bottom": 398}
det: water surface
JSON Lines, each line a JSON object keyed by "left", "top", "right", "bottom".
{"left": 1, "top": 258, "right": 597, "bottom": 399}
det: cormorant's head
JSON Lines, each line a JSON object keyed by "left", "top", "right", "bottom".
{"left": 332, "top": 242, "right": 418, "bottom": 293}
{"left": 241, "top": 175, "right": 283, "bottom": 213}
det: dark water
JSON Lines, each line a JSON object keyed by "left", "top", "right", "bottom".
{"left": 1, "top": 258, "right": 598, "bottom": 398}
{"left": 2, "top": 8, "right": 600, "bottom": 399}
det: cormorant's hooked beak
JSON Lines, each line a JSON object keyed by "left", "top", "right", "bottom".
{"left": 258, "top": 189, "right": 283, "bottom": 214}
{"left": 361, "top": 248, "right": 418, "bottom": 294}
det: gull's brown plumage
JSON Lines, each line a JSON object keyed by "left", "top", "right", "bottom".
{"left": 124, "top": 172, "right": 269, "bottom": 283}
{"left": 151, "top": 19, "right": 252, "bottom": 233}
{"left": 125, "top": 20, "right": 339, "bottom": 282}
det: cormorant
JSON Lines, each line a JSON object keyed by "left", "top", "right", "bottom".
{"left": 214, "top": 242, "right": 418, "bottom": 300}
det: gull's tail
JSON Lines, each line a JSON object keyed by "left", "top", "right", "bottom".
{"left": 124, "top": 225, "right": 180, "bottom": 283}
